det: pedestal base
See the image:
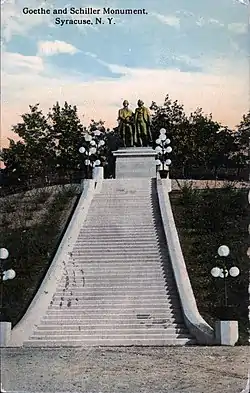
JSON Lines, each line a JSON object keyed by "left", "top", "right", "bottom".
{"left": 0, "top": 321, "right": 11, "bottom": 347}
{"left": 215, "top": 320, "right": 239, "bottom": 346}
{"left": 112, "top": 147, "right": 157, "bottom": 178}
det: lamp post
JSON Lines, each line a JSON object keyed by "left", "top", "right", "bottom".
{"left": 155, "top": 128, "right": 172, "bottom": 178}
{"left": 79, "top": 130, "right": 106, "bottom": 179}
{"left": 0, "top": 248, "right": 16, "bottom": 321}
{"left": 211, "top": 245, "right": 240, "bottom": 309}
{"left": 211, "top": 245, "right": 241, "bottom": 345}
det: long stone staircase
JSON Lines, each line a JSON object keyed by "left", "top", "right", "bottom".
{"left": 23, "top": 178, "right": 196, "bottom": 346}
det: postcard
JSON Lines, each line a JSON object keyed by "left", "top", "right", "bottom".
{"left": 0, "top": 1, "right": 249, "bottom": 392}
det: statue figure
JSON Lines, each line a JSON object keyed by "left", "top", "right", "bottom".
{"left": 117, "top": 100, "right": 134, "bottom": 147}
{"left": 134, "top": 100, "right": 152, "bottom": 147}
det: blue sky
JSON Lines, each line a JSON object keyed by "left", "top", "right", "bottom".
{"left": 1, "top": 0, "right": 249, "bottom": 146}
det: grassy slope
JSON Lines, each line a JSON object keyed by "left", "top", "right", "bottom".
{"left": 169, "top": 185, "right": 249, "bottom": 344}
{"left": 0, "top": 185, "right": 80, "bottom": 326}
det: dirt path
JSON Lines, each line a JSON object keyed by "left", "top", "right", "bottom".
{"left": 1, "top": 346, "right": 249, "bottom": 393}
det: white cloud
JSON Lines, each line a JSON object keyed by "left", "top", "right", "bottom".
{"left": 196, "top": 17, "right": 224, "bottom": 27}
{"left": 37, "top": 40, "right": 80, "bottom": 56}
{"left": 151, "top": 13, "right": 180, "bottom": 28}
{"left": 2, "top": 52, "right": 44, "bottom": 73}
{"left": 208, "top": 18, "right": 224, "bottom": 27}
{"left": 228, "top": 22, "right": 248, "bottom": 34}
{"left": 1, "top": 0, "right": 53, "bottom": 42}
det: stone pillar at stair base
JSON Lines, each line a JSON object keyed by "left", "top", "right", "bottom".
{"left": 215, "top": 320, "right": 239, "bottom": 346}
{"left": 112, "top": 147, "right": 157, "bottom": 178}
{"left": 0, "top": 322, "right": 11, "bottom": 346}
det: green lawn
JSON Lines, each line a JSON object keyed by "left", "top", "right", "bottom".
{"left": 170, "top": 184, "right": 249, "bottom": 344}
{"left": 0, "top": 185, "right": 80, "bottom": 326}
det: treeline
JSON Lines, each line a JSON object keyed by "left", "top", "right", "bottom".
{"left": 0, "top": 95, "right": 249, "bottom": 190}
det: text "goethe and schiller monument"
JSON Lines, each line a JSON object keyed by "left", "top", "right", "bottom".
{"left": 22, "top": 7, "right": 148, "bottom": 15}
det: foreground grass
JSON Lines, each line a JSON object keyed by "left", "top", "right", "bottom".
{"left": 170, "top": 183, "right": 249, "bottom": 344}
{"left": 0, "top": 185, "right": 80, "bottom": 326}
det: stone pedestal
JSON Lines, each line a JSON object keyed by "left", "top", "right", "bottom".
{"left": 112, "top": 147, "right": 157, "bottom": 178}
{"left": 0, "top": 322, "right": 11, "bottom": 346}
{"left": 215, "top": 320, "right": 239, "bottom": 346}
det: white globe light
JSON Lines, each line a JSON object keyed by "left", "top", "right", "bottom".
{"left": 94, "top": 159, "right": 101, "bottom": 166}
{"left": 160, "top": 128, "right": 166, "bottom": 134}
{"left": 155, "top": 159, "right": 161, "bottom": 166}
{"left": 0, "top": 248, "right": 9, "bottom": 260}
{"left": 166, "top": 146, "right": 172, "bottom": 153}
{"left": 90, "top": 140, "right": 96, "bottom": 146}
{"left": 79, "top": 146, "right": 86, "bottom": 154}
{"left": 5, "top": 269, "right": 16, "bottom": 280}
{"left": 211, "top": 267, "right": 221, "bottom": 278}
{"left": 219, "top": 269, "right": 228, "bottom": 278}
{"left": 85, "top": 159, "right": 91, "bottom": 165}
{"left": 99, "top": 140, "right": 105, "bottom": 146}
{"left": 160, "top": 134, "right": 167, "bottom": 141}
{"left": 218, "top": 245, "right": 230, "bottom": 257}
{"left": 155, "top": 146, "right": 162, "bottom": 154}
{"left": 229, "top": 266, "right": 240, "bottom": 277}
{"left": 155, "top": 138, "right": 161, "bottom": 145}
{"left": 165, "top": 138, "right": 171, "bottom": 144}
{"left": 89, "top": 147, "right": 97, "bottom": 155}
{"left": 84, "top": 134, "right": 92, "bottom": 142}
{"left": 165, "top": 159, "right": 172, "bottom": 166}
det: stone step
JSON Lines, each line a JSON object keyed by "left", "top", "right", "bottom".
{"left": 30, "top": 332, "right": 192, "bottom": 340}
{"left": 50, "top": 304, "right": 179, "bottom": 310}
{"left": 79, "top": 225, "right": 157, "bottom": 229}
{"left": 78, "top": 233, "right": 159, "bottom": 238}
{"left": 56, "top": 283, "right": 175, "bottom": 289}
{"left": 50, "top": 300, "right": 179, "bottom": 308}
{"left": 76, "top": 239, "right": 159, "bottom": 244}
{"left": 54, "top": 290, "right": 178, "bottom": 297}
{"left": 23, "top": 338, "right": 196, "bottom": 346}
{"left": 55, "top": 290, "right": 177, "bottom": 296}
{"left": 60, "top": 265, "right": 170, "bottom": 271}
{"left": 52, "top": 293, "right": 175, "bottom": 300}
{"left": 73, "top": 244, "right": 161, "bottom": 249}
{"left": 56, "top": 285, "right": 176, "bottom": 291}
{"left": 62, "top": 267, "right": 170, "bottom": 273}
{"left": 60, "top": 273, "right": 169, "bottom": 278}
{"left": 68, "top": 257, "right": 166, "bottom": 262}
{"left": 59, "top": 278, "right": 169, "bottom": 284}
{"left": 32, "top": 326, "right": 189, "bottom": 334}
{"left": 44, "top": 309, "right": 180, "bottom": 316}
{"left": 41, "top": 316, "right": 184, "bottom": 324}
{"left": 28, "top": 331, "right": 192, "bottom": 339}
{"left": 62, "top": 272, "right": 170, "bottom": 280}
{"left": 63, "top": 263, "right": 168, "bottom": 268}
{"left": 84, "top": 220, "right": 156, "bottom": 224}
{"left": 71, "top": 249, "right": 162, "bottom": 254}
{"left": 37, "top": 322, "right": 186, "bottom": 329}
{"left": 46, "top": 307, "right": 180, "bottom": 313}
{"left": 57, "top": 283, "right": 170, "bottom": 289}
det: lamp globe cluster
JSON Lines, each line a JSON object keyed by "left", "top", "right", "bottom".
{"left": 0, "top": 248, "right": 16, "bottom": 282}
{"left": 79, "top": 128, "right": 106, "bottom": 176}
{"left": 155, "top": 128, "right": 172, "bottom": 171}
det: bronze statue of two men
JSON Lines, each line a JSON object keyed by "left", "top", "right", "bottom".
{"left": 117, "top": 100, "right": 152, "bottom": 147}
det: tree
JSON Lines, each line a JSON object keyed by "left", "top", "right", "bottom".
{"left": 150, "top": 95, "right": 244, "bottom": 178}
{"left": 230, "top": 111, "right": 250, "bottom": 175}
{"left": 1, "top": 102, "right": 87, "bottom": 181}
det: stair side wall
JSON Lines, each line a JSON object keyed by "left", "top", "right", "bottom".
{"left": 156, "top": 175, "right": 215, "bottom": 345}
{"left": 9, "top": 179, "right": 97, "bottom": 346}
